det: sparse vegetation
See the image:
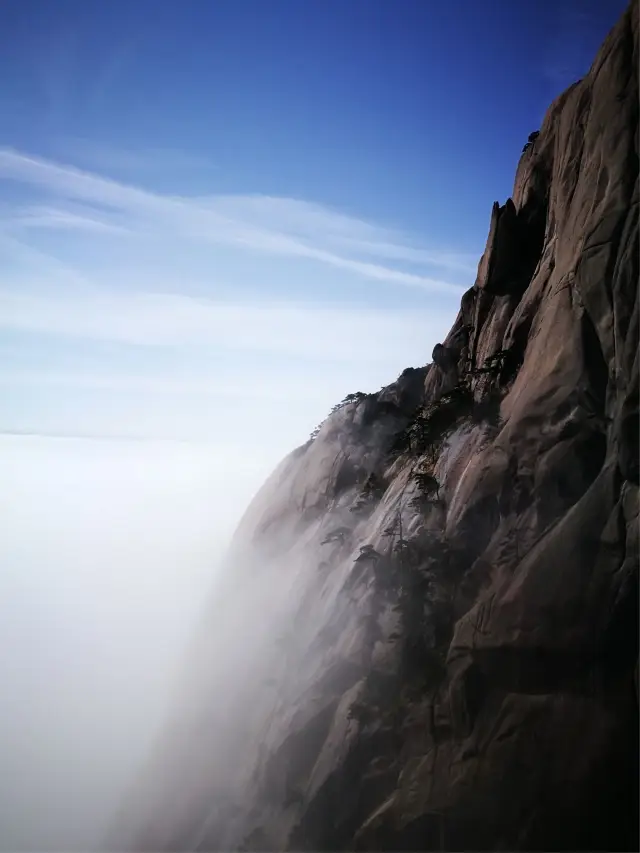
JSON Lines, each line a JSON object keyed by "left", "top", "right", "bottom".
{"left": 361, "top": 471, "right": 387, "bottom": 500}
{"left": 386, "top": 353, "right": 509, "bottom": 465}
{"left": 389, "top": 530, "right": 467, "bottom": 685}
{"left": 355, "top": 543, "right": 381, "bottom": 561}
{"left": 320, "top": 526, "right": 351, "bottom": 546}
{"left": 308, "top": 391, "right": 370, "bottom": 441}
{"left": 342, "top": 344, "right": 513, "bottom": 735}
{"left": 470, "top": 348, "right": 510, "bottom": 379}
{"left": 411, "top": 468, "right": 441, "bottom": 508}
{"left": 347, "top": 700, "right": 378, "bottom": 727}
{"left": 340, "top": 346, "right": 515, "bottom": 731}
{"left": 387, "top": 383, "right": 473, "bottom": 463}
{"left": 329, "top": 391, "right": 369, "bottom": 414}
{"left": 349, "top": 470, "right": 388, "bottom": 515}
{"left": 346, "top": 523, "right": 466, "bottom": 732}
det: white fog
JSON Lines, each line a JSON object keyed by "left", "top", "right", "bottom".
{"left": 0, "top": 434, "right": 274, "bottom": 852}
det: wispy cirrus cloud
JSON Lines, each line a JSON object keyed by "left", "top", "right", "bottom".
{"left": 0, "top": 370, "right": 332, "bottom": 402}
{"left": 8, "top": 204, "right": 131, "bottom": 235}
{"left": 0, "top": 279, "right": 452, "bottom": 444}
{"left": 51, "top": 137, "right": 218, "bottom": 177}
{"left": 199, "top": 194, "right": 479, "bottom": 275}
{"left": 0, "top": 285, "right": 449, "bottom": 363}
{"left": 0, "top": 145, "right": 471, "bottom": 443}
{"left": 0, "top": 147, "right": 474, "bottom": 292}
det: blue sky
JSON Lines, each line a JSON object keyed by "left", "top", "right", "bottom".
{"left": 0, "top": 5, "right": 630, "bottom": 848}
{"left": 0, "top": 0, "right": 627, "bottom": 453}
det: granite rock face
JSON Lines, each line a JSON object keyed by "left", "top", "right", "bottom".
{"left": 115, "top": 5, "right": 638, "bottom": 851}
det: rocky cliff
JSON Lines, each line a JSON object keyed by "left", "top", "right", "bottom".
{"left": 116, "top": 5, "right": 639, "bottom": 851}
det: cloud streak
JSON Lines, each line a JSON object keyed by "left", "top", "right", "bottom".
{"left": 0, "top": 147, "right": 473, "bottom": 293}
{"left": 53, "top": 137, "right": 218, "bottom": 176}
{"left": 0, "top": 285, "right": 448, "bottom": 362}
{"left": 9, "top": 204, "right": 131, "bottom": 235}
{"left": 0, "top": 368, "right": 362, "bottom": 404}
{"left": 0, "top": 145, "right": 469, "bottom": 444}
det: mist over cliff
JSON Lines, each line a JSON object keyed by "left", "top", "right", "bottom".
{"left": 112, "top": 5, "right": 639, "bottom": 851}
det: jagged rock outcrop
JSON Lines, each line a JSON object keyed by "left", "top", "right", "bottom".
{"left": 113, "top": 5, "right": 638, "bottom": 852}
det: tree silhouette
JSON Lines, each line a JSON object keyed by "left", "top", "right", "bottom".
{"left": 308, "top": 391, "right": 370, "bottom": 441}
{"left": 354, "top": 544, "right": 381, "bottom": 564}
{"left": 320, "top": 526, "right": 351, "bottom": 546}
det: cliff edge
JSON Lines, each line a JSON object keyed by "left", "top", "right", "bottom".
{"left": 115, "top": 5, "right": 639, "bottom": 851}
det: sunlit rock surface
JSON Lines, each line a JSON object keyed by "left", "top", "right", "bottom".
{"left": 112, "top": 5, "right": 638, "bottom": 851}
